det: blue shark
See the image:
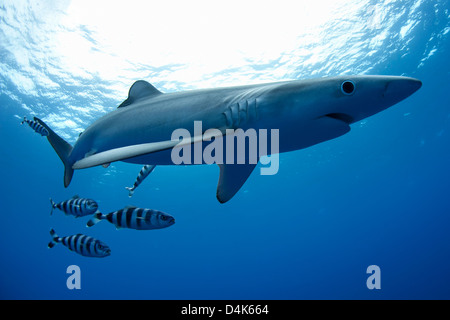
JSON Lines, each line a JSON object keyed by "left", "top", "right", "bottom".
{"left": 35, "top": 75, "right": 421, "bottom": 203}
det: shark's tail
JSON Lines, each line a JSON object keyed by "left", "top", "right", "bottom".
{"left": 34, "top": 117, "right": 74, "bottom": 187}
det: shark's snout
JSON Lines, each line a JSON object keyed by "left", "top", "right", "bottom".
{"left": 384, "top": 77, "right": 422, "bottom": 101}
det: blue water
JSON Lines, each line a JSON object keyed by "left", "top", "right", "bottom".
{"left": 1, "top": 0, "right": 450, "bottom": 299}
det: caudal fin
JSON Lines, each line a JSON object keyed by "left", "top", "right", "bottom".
{"left": 125, "top": 186, "right": 135, "bottom": 197}
{"left": 34, "top": 117, "right": 74, "bottom": 187}
{"left": 49, "top": 198, "right": 56, "bottom": 215}
{"left": 48, "top": 228, "right": 60, "bottom": 248}
{"left": 87, "top": 212, "right": 103, "bottom": 227}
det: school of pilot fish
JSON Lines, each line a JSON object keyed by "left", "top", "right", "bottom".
{"left": 22, "top": 116, "right": 171, "bottom": 258}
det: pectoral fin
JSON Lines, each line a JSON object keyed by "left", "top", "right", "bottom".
{"left": 216, "top": 163, "right": 256, "bottom": 203}
{"left": 73, "top": 140, "right": 180, "bottom": 169}
{"left": 72, "top": 131, "right": 224, "bottom": 170}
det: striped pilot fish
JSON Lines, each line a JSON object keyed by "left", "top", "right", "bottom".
{"left": 87, "top": 206, "right": 175, "bottom": 230}
{"left": 125, "top": 165, "right": 156, "bottom": 197}
{"left": 21, "top": 116, "right": 49, "bottom": 136}
{"left": 50, "top": 195, "right": 100, "bottom": 217}
{"left": 48, "top": 229, "right": 111, "bottom": 258}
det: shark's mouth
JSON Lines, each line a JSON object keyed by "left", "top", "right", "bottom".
{"left": 325, "top": 113, "right": 354, "bottom": 125}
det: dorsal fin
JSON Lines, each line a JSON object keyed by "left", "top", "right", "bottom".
{"left": 117, "top": 80, "right": 163, "bottom": 108}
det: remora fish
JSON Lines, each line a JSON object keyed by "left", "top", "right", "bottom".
{"left": 35, "top": 76, "right": 421, "bottom": 203}
{"left": 48, "top": 229, "right": 111, "bottom": 258}
{"left": 87, "top": 206, "right": 175, "bottom": 230}
{"left": 50, "top": 195, "right": 100, "bottom": 217}
{"left": 125, "top": 164, "right": 156, "bottom": 197}
{"left": 21, "top": 116, "right": 49, "bottom": 136}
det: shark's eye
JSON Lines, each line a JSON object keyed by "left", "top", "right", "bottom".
{"left": 341, "top": 80, "right": 355, "bottom": 95}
